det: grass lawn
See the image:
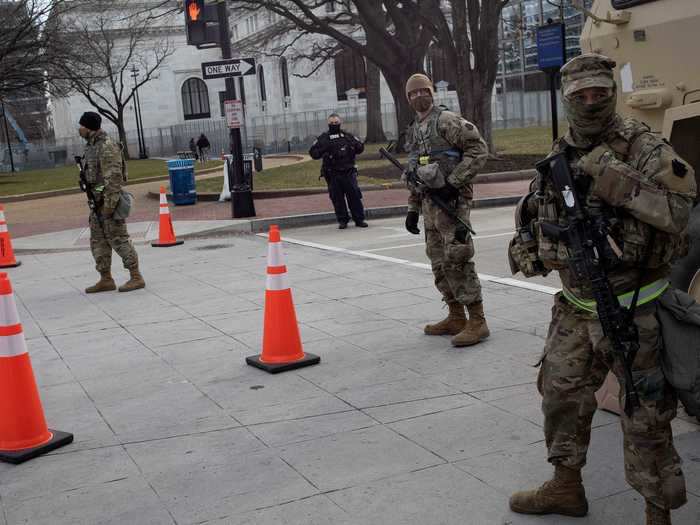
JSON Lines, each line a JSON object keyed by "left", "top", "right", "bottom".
{"left": 198, "top": 125, "right": 554, "bottom": 193}
{"left": 0, "top": 159, "right": 224, "bottom": 197}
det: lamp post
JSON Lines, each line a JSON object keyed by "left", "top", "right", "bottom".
{"left": 130, "top": 65, "right": 148, "bottom": 159}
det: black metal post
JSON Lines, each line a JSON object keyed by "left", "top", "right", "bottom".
{"left": 217, "top": 0, "right": 254, "bottom": 217}
{"left": 1, "top": 102, "right": 15, "bottom": 173}
{"left": 549, "top": 71, "right": 558, "bottom": 142}
{"left": 135, "top": 86, "right": 147, "bottom": 159}
{"left": 130, "top": 65, "right": 148, "bottom": 159}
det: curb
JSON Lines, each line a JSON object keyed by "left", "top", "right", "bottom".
{"left": 178, "top": 195, "right": 521, "bottom": 238}
{"left": 0, "top": 165, "right": 225, "bottom": 203}
{"left": 147, "top": 169, "right": 536, "bottom": 202}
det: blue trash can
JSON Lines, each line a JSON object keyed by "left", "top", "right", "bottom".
{"left": 166, "top": 159, "right": 196, "bottom": 205}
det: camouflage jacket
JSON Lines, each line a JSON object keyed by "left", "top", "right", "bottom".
{"left": 532, "top": 116, "right": 696, "bottom": 298}
{"left": 83, "top": 130, "right": 126, "bottom": 211}
{"left": 404, "top": 106, "right": 489, "bottom": 213}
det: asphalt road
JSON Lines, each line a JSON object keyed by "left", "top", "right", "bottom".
{"left": 282, "top": 204, "right": 562, "bottom": 292}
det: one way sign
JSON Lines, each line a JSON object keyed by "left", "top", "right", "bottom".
{"left": 201, "top": 58, "right": 256, "bottom": 79}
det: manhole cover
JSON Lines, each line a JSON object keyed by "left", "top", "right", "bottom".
{"left": 191, "top": 244, "right": 234, "bottom": 251}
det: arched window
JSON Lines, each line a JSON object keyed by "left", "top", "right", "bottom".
{"left": 181, "top": 78, "right": 210, "bottom": 120}
{"left": 280, "top": 57, "right": 290, "bottom": 98}
{"left": 334, "top": 49, "right": 366, "bottom": 101}
{"left": 258, "top": 65, "right": 267, "bottom": 103}
{"left": 427, "top": 45, "right": 456, "bottom": 91}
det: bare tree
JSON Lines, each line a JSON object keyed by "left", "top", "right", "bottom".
{"left": 0, "top": 0, "right": 74, "bottom": 101}
{"left": 51, "top": 1, "right": 176, "bottom": 158}
{"left": 422, "top": 0, "right": 510, "bottom": 148}
{"left": 231, "top": 0, "right": 434, "bottom": 144}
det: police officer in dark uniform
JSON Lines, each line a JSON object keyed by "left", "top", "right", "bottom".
{"left": 309, "top": 113, "right": 368, "bottom": 229}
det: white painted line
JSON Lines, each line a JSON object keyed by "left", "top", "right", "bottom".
{"left": 257, "top": 233, "right": 560, "bottom": 296}
{"left": 473, "top": 231, "right": 515, "bottom": 240}
{"left": 365, "top": 242, "right": 425, "bottom": 252}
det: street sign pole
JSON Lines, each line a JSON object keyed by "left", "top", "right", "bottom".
{"left": 216, "top": 1, "right": 254, "bottom": 218}
{"left": 536, "top": 20, "right": 566, "bottom": 143}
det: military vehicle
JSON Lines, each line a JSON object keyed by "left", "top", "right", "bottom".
{"left": 577, "top": 0, "right": 700, "bottom": 298}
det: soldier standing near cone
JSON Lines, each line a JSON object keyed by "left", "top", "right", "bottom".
{"left": 78, "top": 112, "right": 145, "bottom": 293}
{"left": 508, "top": 54, "right": 695, "bottom": 525}
{"left": 403, "top": 73, "right": 489, "bottom": 347}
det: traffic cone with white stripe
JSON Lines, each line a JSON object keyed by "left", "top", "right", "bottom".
{"left": 246, "top": 225, "right": 320, "bottom": 373}
{"left": 151, "top": 186, "right": 183, "bottom": 247}
{"left": 0, "top": 273, "right": 73, "bottom": 463}
{"left": 0, "top": 205, "right": 20, "bottom": 268}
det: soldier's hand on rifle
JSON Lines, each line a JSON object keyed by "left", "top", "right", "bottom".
{"left": 577, "top": 144, "right": 615, "bottom": 178}
{"left": 405, "top": 210, "right": 420, "bottom": 235}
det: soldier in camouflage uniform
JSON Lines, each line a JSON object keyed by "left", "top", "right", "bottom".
{"left": 403, "top": 74, "right": 490, "bottom": 347}
{"left": 508, "top": 55, "right": 696, "bottom": 525}
{"left": 78, "top": 112, "right": 145, "bottom": 293}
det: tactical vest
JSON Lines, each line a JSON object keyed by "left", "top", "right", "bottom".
{"left": 535, "top": 119, "right": 686, "bottom": 296}
{"left": 325, "top": 132, "right": 357, "bottom": 173}
{"left": 410, "top": 107, "right": 463, "bottom": 179}
{"left": 83, "top": 132, "right": 127, "bottom": 187}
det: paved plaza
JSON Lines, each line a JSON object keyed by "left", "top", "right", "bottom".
{"left": 0, "top": 212, "right": 698, "bottom": 524}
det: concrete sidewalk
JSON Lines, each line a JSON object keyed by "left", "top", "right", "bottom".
{"left": 0, "top": 231, "right": 697, "bottom": 525}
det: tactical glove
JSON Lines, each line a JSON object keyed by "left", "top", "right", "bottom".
{"left": 455, "top": 224, "right": 468, "bottom": 244}
{"left": 578, "top": 144, "right": 615, "bottom": 178}
{"left": 405, "top": 210, "right": 420, "bottom": 235}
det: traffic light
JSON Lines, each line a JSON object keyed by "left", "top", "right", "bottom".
{"left": 185, "top": 0, "right": 205, "bottom": 45}
{"left": 185, "top": 0, "right": 221, "bottom": 48}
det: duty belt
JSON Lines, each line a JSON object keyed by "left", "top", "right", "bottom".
{"left": 562, "top": 278, "right": 669, "bottom": 314}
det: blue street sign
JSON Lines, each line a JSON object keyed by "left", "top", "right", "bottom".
{"left": 537, "top": 23, "right": 566, "bottom": 70}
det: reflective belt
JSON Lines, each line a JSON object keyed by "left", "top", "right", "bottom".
{"left": 562, "top": 278, "right": 669, "bottom": 314}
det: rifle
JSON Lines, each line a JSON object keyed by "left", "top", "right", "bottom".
{"left": 536, "top": 151, "right": 640, "bottom": 417}
{"left": 379, "top": 147, "right": 475, "bottom": 237}
{"left": 75, "top": 155, "right": 104, "bottom": 230}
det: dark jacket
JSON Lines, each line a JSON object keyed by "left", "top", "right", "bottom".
{"left": 309, "top": 130, "right": 364, "bottom": 174}
{"left": 196, "top": 135, "right": 210, "bottom": 149}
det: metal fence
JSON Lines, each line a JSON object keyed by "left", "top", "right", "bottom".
{"left": 1, "top": 88, "right": 562, "bottom": 172}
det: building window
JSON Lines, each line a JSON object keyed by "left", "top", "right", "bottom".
{"left": 427, "top": 45, "right": 456, "bottom": 91}
{"left": 232, "top": 24, "right": 239, "bottom": 40}
{"left": 238, "top": 76, "right": 246, "bottom": 105}
{"left": 182, "top": 77, "right": 210, "bottom": 120}
{"left": 325, "top": 1, "right": 336, "bottom": 12}
{"left": 258, "top": 65, "right": 267, "bottom": 104}
{"left": 334, "top": 49, "right": 367, "bottom": 101}
{"left": 280, "top": 57, "right": 290, "bottom": 98}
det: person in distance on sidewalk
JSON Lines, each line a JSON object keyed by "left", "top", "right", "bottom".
{"left": 309, "top": 113, "right": 368, "bottom": 229}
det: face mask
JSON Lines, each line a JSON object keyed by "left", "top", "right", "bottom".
{"left": 328, "top": 124, "right": 341, "bottom": 134}
{"left": 563, "top": 92, "right": 617, "bottom": 139}
{"left": 410, "top": 95, "right": 433, "bottom": 113}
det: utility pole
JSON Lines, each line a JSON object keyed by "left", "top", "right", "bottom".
{"left": 1, "top": 102, "right": 15, "bottom": 173}
{"left": 130, "top": 65, "right": 148, "bottom": 159}
{"left": 217, "top": 1, "right": 254, "bottom": 217}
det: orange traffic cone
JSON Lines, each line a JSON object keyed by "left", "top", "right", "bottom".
{"left": 246, "top": 225, "right": 320, "bottom": 373}
{"left": 151, "top": 186, "right": 183, "bottom": 247}
{"left": 0, "top": 273, "right": 73, "bottom": 463}
{"left": 0, "top": 205, "right": 20, "bottom": 268}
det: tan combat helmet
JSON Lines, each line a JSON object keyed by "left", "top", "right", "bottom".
{"left": 405, "top": 73, "right": 434, "bottom": 100}
{"left": 560, "top": 53, "right": 616, "bottom": 97}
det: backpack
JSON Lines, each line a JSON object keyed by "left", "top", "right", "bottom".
{"left": 656, "top": 287, "right": 700, "bottom": 417}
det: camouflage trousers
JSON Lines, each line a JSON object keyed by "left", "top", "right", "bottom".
{"left": 423, "top": 197, "right": 482, "bottom": 306}
{"left": 539, "top": 294, "right": 686, "bottom": 509}
{"left": 89, "top": 212, "right": 139, "bottom": 273}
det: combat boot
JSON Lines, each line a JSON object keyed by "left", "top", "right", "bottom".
{"left": 424, "top": 302, "right": 466, "bottom": 336}
{"left": 85, "top": 271, "right": 116, "bottom": 293}
{"left": 451, "top": 301, "right": 490, "bottom": 347}
{"left": 646, "top": 501, "right": 671, "bottom": 525}
{"left": 118, "top": 267, "right": 145, "bottom": 292}
{"left": 509, "top": 465, "right": 588, "bottom": 517}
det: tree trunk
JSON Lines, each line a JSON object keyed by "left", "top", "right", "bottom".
{"left": 116, "top": 113, "right": 130, "bottom": 160}
{"left": 364, "top": 60, "right": 386, "bottom": 143}
{"left": 456, "top": 77, "right": 494, "bottom": 152}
